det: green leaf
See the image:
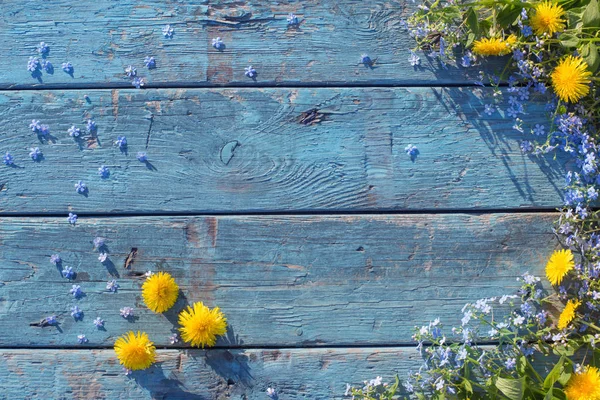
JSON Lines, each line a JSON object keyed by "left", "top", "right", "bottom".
{"left": 580, "top": 42, "right": 600, "bottom": 72}
{"left": 466, "top": 32, "right": 476, "bottom": 48}
{"left": 465, "top": 7, "right": 479, "bottom": 35}
{"left": 463, "top": 379, "right": 473, "bottom": 394}
{"left": 559, "top": 33, "right": 580, "bottom": 47}
{"left": 495, "top": 376, "right": 525, "bottom": 400}
{"left": 557, "top": 362, "right": 573, "bottom": 386}
{"left": 497, "top": 4, "right": 522, "bottom": 28}
{"left": 567, "top": 7, "right": 585, "bottom": 30}
{"left": 583, "top": 0, "right": 600, "bottom": 27}
{"left": 543, "top": 356, "right": 565, "bottom": 391}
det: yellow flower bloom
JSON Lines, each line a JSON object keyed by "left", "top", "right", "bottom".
{"left": 551, "top": 56, "right": 592, "bottom": 103}
{"left": 557, "top": 299, "right": 580, "bottom": 330}
{"left": 564, "top": 366, "right": 600, "bottom": 400}
{"left": 472, "top": 37, "right": 512, "bottom": 56}
{"left": 114, "top": 331, "right": 156, "bottom": 371}
{"left": 178, "top": 302, "right": 227, "bottom": 348}
{"left": 142, "top": 271, "right": 179, "bottom": 313}
{"left": 531, "top": 2, "right": 565, "bottom": 36}
{"left": 545, "top": 249, "right": 574, "bottom": 285}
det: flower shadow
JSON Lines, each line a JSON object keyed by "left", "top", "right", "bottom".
{"left": 132, "top": 363, "right": 206, "bottom": 399}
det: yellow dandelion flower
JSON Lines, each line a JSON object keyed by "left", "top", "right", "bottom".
{"left": 531, "top": 2, "right": 565, "bottom": 36}
{"left": 472, "top": 37, "right": 512, "bottom": 56}
{"left": 142, "top": 271, "right": 179, "bottom": 313}
{"left": 551, "top": 56, "right": 592, "bottom": 103}
{"left": 178, "top": 302, "right": 227, "bottom": 348}
{"left": 564, "top": 366, "right": 600, "bottom": 400}
{"left": 114, "top": 331, "right": 156, "bottom": 371}
{"left": 557, "top": 299, "right": 580, "bottom": 330}
{"left": 545, "top": 249, "right": 574, "bottom": 285}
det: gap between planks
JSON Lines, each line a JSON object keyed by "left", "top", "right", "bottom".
{"left": 0, "top": 82, "right": 508, "bottom": 92}
{"left": 0, "top": 208, "right": 563, "bottom": 219}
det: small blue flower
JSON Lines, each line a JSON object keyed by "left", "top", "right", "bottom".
{"left": 244, "top": 66, "right": 257, "bottom": 78}
{"left": 62, "top": 62, "right": 73, "bottom": 73}
{"left": 267, "top": 388, "right": 278, "bottom": 400}
{"left": 98, "top": 165, "right": 110, "bottom": 178}
{"left": 44, "top": 315, "right": 57, "bottom": 325}
{"left": 144, "top": 56, "right": 156, "bottom": 69}
{"left": 484, "top": 104, "right": 495, "bottom": 116}
{"left": 533, "top": 124, "right": 545, "bottom": 136}
{"left": 125, "top": 65, "right": 137, "bottom": 77}
{"left": 520, "top": 140, "right": 533, "bottom": 153}
{"left": 71, "top": 305, "right": 83, "bottom": 320}
{"left": 287, "top": 13, "right": 299, "bottom": 26}
{"left": 409, "top": 51, "right": 421, "bottom": 66}
{"left": 405, "top": 144, "right": 419, "bottom": 161}
{"left": 521, "top": 25, "right": 532, "bottom": 37}
{"left": 534, "top": 82, "right": 547, "bottom": 94}
{"left": 41, "top": 60, "right": 53, "bottom": 72}
{"left": 506, "top": 107, "right": 519, "bottom": 119}
{"left": 67, "top": 212, "right": 78, "bottom": 225}
{"left": 106, "top": 279, "right": 119, "bottom": 292}
{"left": 136, "top": 151, "right": 147, "bottom": 162}
{"left": 461, "top": 53, "right": 472, "bottom": 68}
{"left": 39, "top": 124, "right": 50, "bottom": 137}
{"left": 520, "top": 8, "right": 528, "bottom": 20}
{"left": 27, "top": 57, "right": 40, "bottom": 72}
{"left": 86, "top": 119, "right": 97, "bottom": 133}
{"left": 62, "top": 266, "right": 75, "bottom": 279}
{"left": 505, "top": 358, "right": 516, "bottom": 370}
{"left": 70, "top": 284, "right": 83, "bottom": 298}
{"left": 212, "top": 37, "right": 224, "bottom": 50}
{"left": 30, "top": 119, "right": 41, "bottom": 132}
{"left": 3, "top": 152, "right": 14, "bottom": 166}
{"left": 93, "top": 317, "right": 104, "bottom": 328}
{"left": 115, "top": 136, "right": 127, "bottom": 149}
{"left": 131, "top": 77, "right": 145, "bottom": 88}
{"left": 29, "top": 147, "right": 43, "bottom": 161}
{"left": 120, "top": 307, "right": 134, "bottom": 318}
{"left": 169, "top": 333, "right": 179, "bottom": 344}
{"left": 360, "top": 54, "right": 373, "bottom": 65}
{"left": 93, "top": 237, "right": 105, "bottom": 249}
{"left": 75, "top": 180, "right": 87, "bottom": 194}
{"left": 68, "top": 125, "right": 81, "bottom": 138}
{"left": 50, "top": 254, "right": 62, "bottom": 264}
{"left": 162, "top": 24, "right": 174, "bottom": 38}
{"left": 37, "top": 42, "right": 50, "bottom": 55}
{"left": 77, "top": 334, "right": 88, "bottom": 344}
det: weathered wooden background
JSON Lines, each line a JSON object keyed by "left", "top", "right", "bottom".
{"left": 0, "top": 1, "right": 559, "bottom": 399}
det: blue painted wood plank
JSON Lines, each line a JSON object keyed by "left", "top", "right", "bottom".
{"left": 0, "top": 214, "right": 555, "bottom": 347}
{"left": 0, "top": 0, "right": 501, "bottom": 89}
{"left": 0, "top": 347, "right": 426, "bottom": 399}
{"left": 0, "top": 88, "right": 565, "bottom": 214}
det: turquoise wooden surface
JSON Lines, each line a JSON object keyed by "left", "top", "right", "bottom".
{"left": 0, "top": 0, "right": 562, "bottom": 398}
{"left": 0, "top": 1, "right": 500, "bottom": 89}
{"left": 0, "top": 347, "right": 428, "bottom": 399}
{"left": 0, "top": 88, "right": 564, "bottom": 214}
{"left": 1, "top": 214, "right": 554, "bottom": 348}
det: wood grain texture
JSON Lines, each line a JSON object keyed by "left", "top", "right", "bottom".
{"left": 1, "top": 214, "right": 555, "bottom": 348}
{"left": 0, "top": 0, "right": 501, "bottom": 89}
{"left": 0, "top": 347, "right": 424, "bottom": 399}
{"left": 0, "top": 87, "right": 566, "bottom": 214}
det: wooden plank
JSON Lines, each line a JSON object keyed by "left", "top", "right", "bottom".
{"left": 0, "top": 87, "right": 564, "bottom": 214}
{"left": 0, "top": 347, "right": 424, "bottom": 399}
{"left": 0, "top": 1, "right": 498, "bottom": 89}
{"left": 1, "top": 214, "right": 555, "bottom": 347}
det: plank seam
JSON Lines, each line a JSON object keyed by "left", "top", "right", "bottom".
{"left": 0, "top": 208, "right": 562, "bottom": 218}
{"left": 0, "top": 342, "right": 499, "bottom": 351}
{"left": 0, "top": 82, "right": 508, "bottom": 91}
